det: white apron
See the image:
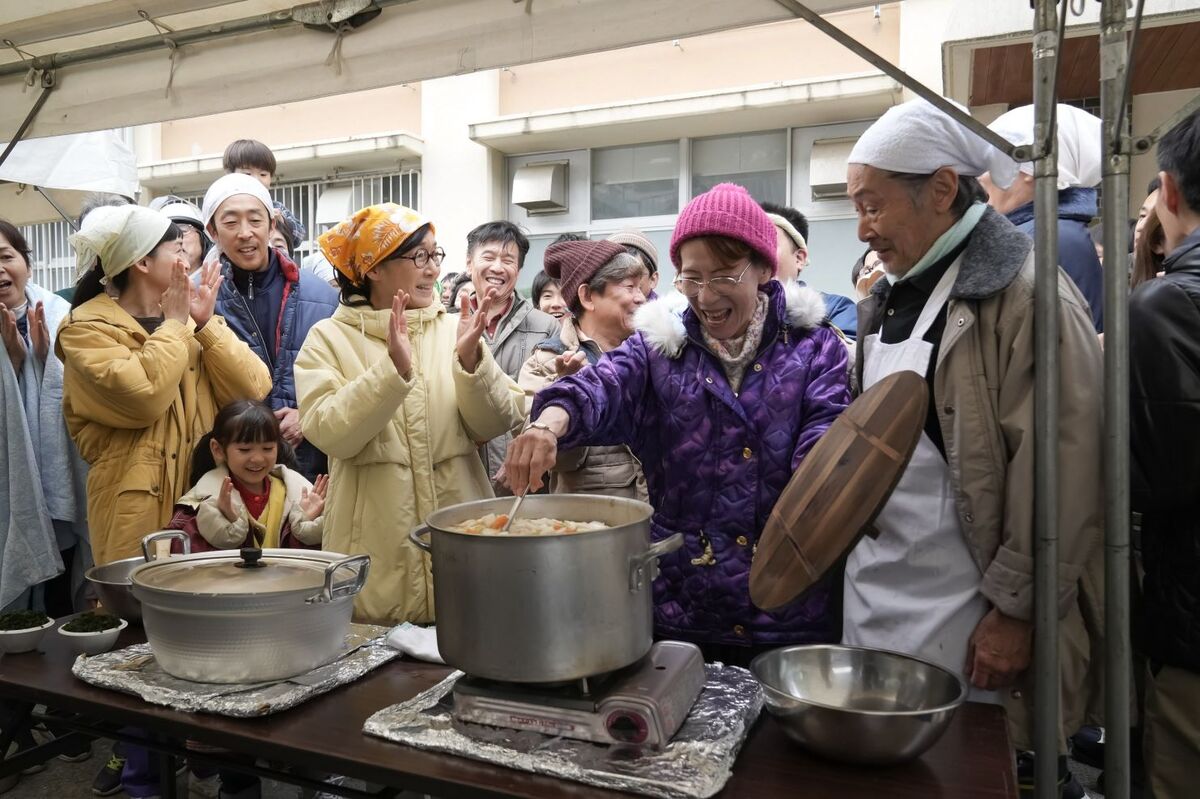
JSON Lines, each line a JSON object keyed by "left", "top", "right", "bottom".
{"left": 842, "top": 256, "right": 998, "bottom": 703}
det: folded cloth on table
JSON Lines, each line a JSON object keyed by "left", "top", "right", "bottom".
{"left": 386, "top": 623, "right": 445, "bottom": 664}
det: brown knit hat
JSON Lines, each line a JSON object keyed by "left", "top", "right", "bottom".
{"left": 543, "top": 239, "right": 627, "bottom": 308}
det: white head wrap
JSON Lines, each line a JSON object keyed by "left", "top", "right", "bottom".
{"left": 158, "top": 198, "right": 204, "bottom": 229}
{"left": 988, "top": 104, "right": 1102, "bottom": 190}
{"left": 69, "top": 205, "right": 172, "bottom": 281}
{"left": 765, "top": 213, "right": 807, "bottom": 252}
{"left": 849, "top": 98, "right": 1020, "bottom": 189}
{"left": 201, "top": 173, "right": 274, "bottom": 242}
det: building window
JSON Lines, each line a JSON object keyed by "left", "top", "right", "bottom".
{"left": 691, "top": 131, "right": 787, "bottom": 204}
{"left": 591, "top": 142, "right": 680, "bottom": 221}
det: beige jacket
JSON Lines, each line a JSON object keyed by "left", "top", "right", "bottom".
{"left": 295, "top": 301, "right": 526, "bottom": 625}
{"left": 517, "top": 319, "right": 649, "bottom": 502}
{"left": 854, "top": 208, "right": 1106, "bottom": 749}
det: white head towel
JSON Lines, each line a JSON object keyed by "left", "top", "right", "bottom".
{"left": 69, "top": 205, "right": 171, "bottom": 281}
{"left": 988, "top": 104, "right": 1103, "bottom": 190}
{"left": 850, "top": 98, "right": 1020, "bottom": 189}
{"left": 201, "top": 173, "right": 274, "bottom": 242}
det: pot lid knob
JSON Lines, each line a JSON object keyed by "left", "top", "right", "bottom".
{"left": 236, "top": 548, "right": 265, "bottom": 569}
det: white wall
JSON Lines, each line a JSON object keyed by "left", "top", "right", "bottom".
{"left": 420, "top": 71, "right": 503, "bottom": 276}
{"left": 899, "top": 0, "right": 954, "bottom": 97}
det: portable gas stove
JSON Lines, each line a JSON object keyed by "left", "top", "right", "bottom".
{"left": 451, "top": 640, "right": 706, "bottom": 748}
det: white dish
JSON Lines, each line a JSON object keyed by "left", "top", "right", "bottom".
{"left": 58, "top": 618, "right": 128, "bottom": 656}
{"left": 0, "top": 618, "right": 55, "bottom": 654}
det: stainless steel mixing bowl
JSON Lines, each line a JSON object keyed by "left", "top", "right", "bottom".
{"left": 85, "top": 556, "right": 145, "bottom": 621}
{"left": 750, "top": 644, "right": 967, "bottom": 765}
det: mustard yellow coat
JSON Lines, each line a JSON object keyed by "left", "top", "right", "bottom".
{"left": 295, "top": 301, "right": 526, "bottom": 625}
{"left": 55, "top": 294, "right": 272, "bottom": 566}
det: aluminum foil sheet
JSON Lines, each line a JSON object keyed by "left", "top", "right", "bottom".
{"left": 363, "top": 663, "right": 763, "bottom": 799}
{"left": 72, "top": 625, "right": 398, "bottom": 717}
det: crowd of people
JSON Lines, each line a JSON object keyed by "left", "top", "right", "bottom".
{"left": 1, "top": 98, "right": 1198, "bottom": 799}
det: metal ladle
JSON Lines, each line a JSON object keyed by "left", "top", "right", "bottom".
{"left": 499, "top": 487, "right": 530, "bottom": 533}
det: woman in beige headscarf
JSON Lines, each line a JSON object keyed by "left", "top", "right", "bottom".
{"left": 57, "top": 205, "right": 271, "bottom": 565}
{"left": 294, "top": 203, "right": 525, "bottom": 625}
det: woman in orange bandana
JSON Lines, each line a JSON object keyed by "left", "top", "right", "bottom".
{"left": 294, "top": 204, "right": 526, "bottom": 624}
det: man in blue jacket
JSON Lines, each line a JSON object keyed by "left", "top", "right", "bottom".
{"left": 201, "top": 173, "right": 337, "bottom": 481}
{"left": 983, "top": 104, "right": 1105, "bottom": 333}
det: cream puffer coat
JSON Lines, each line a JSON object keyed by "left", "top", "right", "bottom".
{"left": 295, "top": 300, "right": 526, "bottom": 624}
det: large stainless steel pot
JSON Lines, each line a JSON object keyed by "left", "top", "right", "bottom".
{"left": 409, "top": 494, "right": 680, "bottom": 684}
{"left": 130, "top": 532, "right": 370, "bottom": 684}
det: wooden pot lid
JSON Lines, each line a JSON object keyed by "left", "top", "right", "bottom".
{"left": 750, "top": 370, "right": 929, "bottom": 611}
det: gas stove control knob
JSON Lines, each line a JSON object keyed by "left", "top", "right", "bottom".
{"left": 605, "top": 709, "right": 649, "bottom": 744}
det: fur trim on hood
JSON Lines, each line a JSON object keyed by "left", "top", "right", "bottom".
{"left": 634, "top": 281, "right": 827, "bottom": 358}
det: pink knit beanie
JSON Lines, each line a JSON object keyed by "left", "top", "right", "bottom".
{"left": 669, "top": 183, "right": 779, "bottom": 275}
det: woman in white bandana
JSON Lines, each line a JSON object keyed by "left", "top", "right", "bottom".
{"left": 56, "top": 205, "right": 271, "bottom": 566}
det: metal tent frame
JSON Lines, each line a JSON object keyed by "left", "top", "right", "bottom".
{"left": 7, "top": 1, "right": 1200, "bottom": 797}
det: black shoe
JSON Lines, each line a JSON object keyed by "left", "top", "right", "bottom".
{"left": 1069, "top": 725, "right": 1105, "bottom": 769}
{"left": 55, "top": 732, "right": 93, "bottom": 763}
{"left": 92, "top": 752, "right": 125, "bottom": 797}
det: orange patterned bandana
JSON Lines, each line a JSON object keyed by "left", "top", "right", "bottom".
{"left": 318, "top": 203, "right": 432, "bottom": 285}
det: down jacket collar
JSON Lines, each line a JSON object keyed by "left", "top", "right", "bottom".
{"left": 633, "top": 279, "right": 827, "bottom": 359}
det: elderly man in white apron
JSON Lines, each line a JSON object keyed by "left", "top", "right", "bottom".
{"left": 841, "top": 99, "right": 1107, "bottom": 761}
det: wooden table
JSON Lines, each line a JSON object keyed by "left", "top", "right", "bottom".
{"left": 0, "top": 620, "right": 1019, "bottom": 799}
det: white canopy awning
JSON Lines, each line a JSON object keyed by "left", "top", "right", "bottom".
{"left": 0, "top": 129, "right": 139, "bottom": 225}
{"left": 0, "top": 0, "right": 882, "bottom": 141}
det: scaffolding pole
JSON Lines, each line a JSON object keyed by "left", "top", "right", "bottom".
{"left": 1101, "top": 0, "right": 1134, "bottom": 797}
{"left": 1032, "top": 1, "right": 1062, "bottom": 796}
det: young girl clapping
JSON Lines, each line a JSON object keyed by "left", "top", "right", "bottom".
{"left": 168, "top": 400, "right": 326, "bottom": 552}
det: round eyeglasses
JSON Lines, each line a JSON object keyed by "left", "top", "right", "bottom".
{"left": 673, "top": 261, "right": 755, "bottom": 298}
{"left": 397, "top": 248, "right": 447, "bottom": 269}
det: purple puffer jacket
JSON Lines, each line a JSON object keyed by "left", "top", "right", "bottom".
{"left": 532, "top": 280, "right": 850, "bottom": 647}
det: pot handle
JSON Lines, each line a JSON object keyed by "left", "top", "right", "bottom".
{"left": 408, "top": 525, "right": 432, "bottom": 553}
{"left": 307, "top": 554, "right": 371, "bottom": 604}
{"left": 140, "top": 530, "right": 190, "bottom": 562}
{"left": 629, "top": 533, "right": 683, "bottom": 593}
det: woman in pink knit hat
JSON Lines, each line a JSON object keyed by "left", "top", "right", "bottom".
{"left": 505, "top": 183, "right": 850, "bottom": 666}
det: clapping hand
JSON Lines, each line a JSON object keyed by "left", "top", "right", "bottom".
{"left": 300, "top": 475, "right": 329, "bottom": 521}
{"left": 387, "top": 290, "right": 413, "bottom": 379}
{"left": 190, "top": 260, "right": 223, "bottom": 328}
{"left": 28, "top": 301, "right": 49, "bottom": 364}
{"left": 455, "top": 286, "right": 501, "bottom": 373}
{"left": 216, "top": 477, "right": 239, "bottom": 522}
{"left": 160, "top": 263, "right": 191, "bottom": 324}
{"left": 0, "top": 303, "right": 28, "bottom": 373}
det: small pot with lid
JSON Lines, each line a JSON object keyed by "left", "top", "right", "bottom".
{"left": 130, "top": 532, "right": 370, "bottom": 684}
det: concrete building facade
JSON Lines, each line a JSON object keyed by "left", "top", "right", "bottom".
{"left": 20, "top": 1, "right": 1200, "bottom": 297}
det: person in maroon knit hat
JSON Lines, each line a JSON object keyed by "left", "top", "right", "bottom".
{"left": 517, "top": 239, "right": 649, "bottom": 500}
